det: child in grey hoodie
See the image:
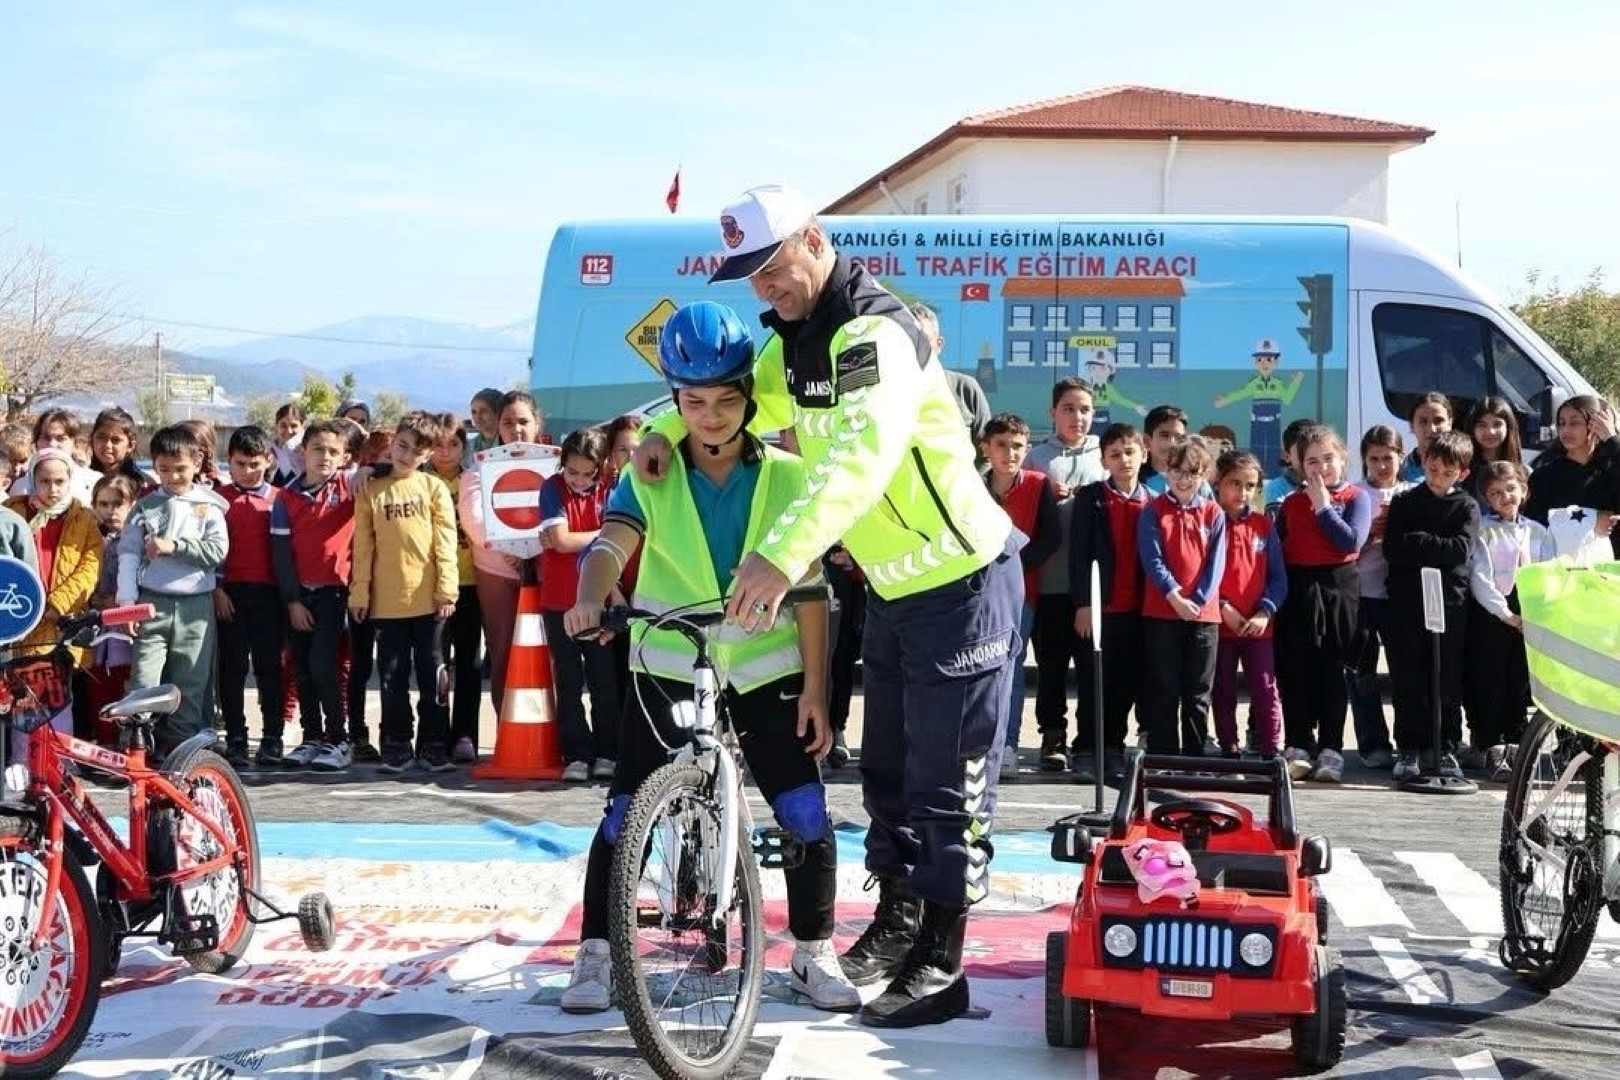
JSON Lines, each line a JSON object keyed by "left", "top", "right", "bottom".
{"left": 117, "top": 426, "right": 228, "bottom": 750}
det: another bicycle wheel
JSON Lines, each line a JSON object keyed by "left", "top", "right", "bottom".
{"left": 163, "top": 747, "right": 261, "bottom": 974}
{"left": 0, "top": 827, "right": 105, "bottom": 1079}
{"left": 1499, "top": 711, "right": 1606, "bottom": 990}
{"left": 609, "top": 762, "right": 765, "bottom": 1080}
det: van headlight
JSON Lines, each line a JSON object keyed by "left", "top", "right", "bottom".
{"left": 1239, "top": 933, "right": 1273, "bottom": 966}
{"left": 1103, "top": 924, "right": 1138, "bottom": 958}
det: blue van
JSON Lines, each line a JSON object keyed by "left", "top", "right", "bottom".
{"left": 530, "top": 215, "right": 1589, "bottom": 474}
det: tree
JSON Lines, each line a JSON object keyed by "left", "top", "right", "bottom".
{"left": 134, "top": 386, "right": 169, "bottom": 428}
{"left": 244, "top": 394, "right": 282, "bottom": 431}
{"left": 0, "top": 235, "right": 139, "bottom": 419}
{"left": 335, "top": 371, "right": 358, "bottom": 406}
{"left": 296, "top": 374, "right": 338, "bottom": 419}
{"left": 373, "top": 391, "right": 409, "bottom": 428}
{"left": 1513, "top": 269, "right": 1620, "bottom": 400}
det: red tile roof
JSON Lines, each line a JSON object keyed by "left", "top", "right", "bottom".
{"left": 823, "top": 86, "right": 1434, "bottom": 214}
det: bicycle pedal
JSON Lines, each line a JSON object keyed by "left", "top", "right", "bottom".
{"left": 752, "top": 827, "right": 805, "bottom": 870}
{"left": 161, "top": 912, "right": 220, "bottom": 955}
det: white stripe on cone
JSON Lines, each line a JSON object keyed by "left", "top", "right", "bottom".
{"left": 513, "top": 613, "right": 547, "bottom": 647}
{"left": 504, "top": 688, "right": 553, "bottom": 724}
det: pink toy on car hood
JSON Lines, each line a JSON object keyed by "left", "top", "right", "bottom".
{"left": 1125, "top": 837, "right": 1201, "bottom": 908}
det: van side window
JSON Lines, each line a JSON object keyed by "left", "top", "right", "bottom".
{"left": 1372, "top": 303, "right": 1549, "bottom": 441}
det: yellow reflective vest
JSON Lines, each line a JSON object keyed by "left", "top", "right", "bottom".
{"left": 1517, "top": 560, "right": 1620, "bottom": 742}
{"left": 628, "top": 445, "right": 809, "bottom": 693}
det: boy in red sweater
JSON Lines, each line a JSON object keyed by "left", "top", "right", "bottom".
{"left": 1136, "top": 435, "right": 1226, "bottom": 756}
{"left": 1211, "top": 450, "right": 1287, "bottom": 759}
{"left": 979, "top": 413, "right": 1060, "bottom": 779}
{"left": 216, "top": 426, "right": 286, "bottom": 768}
{"left": 1069, "top": 423, "right": 1150, "bottom": 780}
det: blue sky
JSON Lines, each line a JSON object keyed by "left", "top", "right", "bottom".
{"left": 1, "top": 1, "right": 1614, "bottom": 355}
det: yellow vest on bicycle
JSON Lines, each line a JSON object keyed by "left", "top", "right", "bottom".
{"left": 1516, "top": 559, "right": 1620, "bottom": 742}
{"left": 627, "top": 443, "right": 809, "bottom": 693}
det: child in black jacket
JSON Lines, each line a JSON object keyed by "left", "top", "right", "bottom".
{"left": 1383, "top": 431, "right": 1480, "bottom": 780}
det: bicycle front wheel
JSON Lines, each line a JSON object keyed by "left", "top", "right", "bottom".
{"left": 1499, "top": 710, "right": 1606, "bottom": 990}
{"left": 609, "top": 762, "right": 765, "bottom": 1080}
{"left": 0, "top": 827, "right": 105, "bottom": 1079}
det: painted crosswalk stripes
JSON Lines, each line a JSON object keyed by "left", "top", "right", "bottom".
{"left": 1396, "top": 851, "right": 1502, "bottom": 935}
{"left": 1318, "top": 847, "right": 1413, "bottom": 928}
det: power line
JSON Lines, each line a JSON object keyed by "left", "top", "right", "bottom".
{"left": 125, "top": 315, "right": 531, "bottom": 355}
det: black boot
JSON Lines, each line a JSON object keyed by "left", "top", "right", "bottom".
{"left": 839, "top": 876, "right": 921, "bottom": 987}
{"left": 860, "top": 902, "right": 970, "bottom": 1027}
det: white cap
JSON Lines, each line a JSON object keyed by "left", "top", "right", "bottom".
{"left": 1253, "top": 337, "right": 1281, "bottom": 356}
{"left": 709, "top": 184, "right": 816, "bottom": 283}
{"left": 1086, "top": 348, "right": 1115, "bottom": 371}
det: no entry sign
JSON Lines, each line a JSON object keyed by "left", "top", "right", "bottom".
{"left": 477, "top": 443, "right": 561, "bottom": 557}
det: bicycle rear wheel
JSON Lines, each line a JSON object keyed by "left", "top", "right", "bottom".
{"left": 0, "top": 828, "right": 104, "bottom": 1079}
{"left": 1499, "top": 711, "right": 1606, "bottom": 990}
{"left": 164, "top": 747, "right": 261, "bottom": 974}
{"left": 609, "top": 762, "right": 765, "bottom": 1080}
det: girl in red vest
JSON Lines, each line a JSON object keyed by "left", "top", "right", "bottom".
{"left": 1135, "top": 435, "right": 1227, "bottom": 756}
{"left": 1274, "top": 426, "right": 1372, "bottom": 782}
{"left": 1211, "top": 451, "right": 1287, "bottom": 758}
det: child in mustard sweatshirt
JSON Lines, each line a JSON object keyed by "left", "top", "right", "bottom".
{"left": 349, "top": 410, "right": 459, "bottom": 774}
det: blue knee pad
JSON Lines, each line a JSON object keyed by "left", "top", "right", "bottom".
{"left": 599, "top": 794, "right": 632, "bottom": 847}
{"left": 771, "top": 782, "right": 831, "bottom": 843}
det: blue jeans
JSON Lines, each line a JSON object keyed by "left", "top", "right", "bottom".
{"left": 1006, "top": 603, "right": 1035, "bottom": 751}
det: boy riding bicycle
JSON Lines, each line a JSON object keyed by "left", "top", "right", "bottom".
{"left": 561, "top": 301, "right": 859, "bottom": 1014}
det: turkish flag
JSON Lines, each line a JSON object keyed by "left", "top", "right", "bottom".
{"left": 666, "top": 168, "right": 681, "bottom": 214}
{"left": 961, "top": 282, "right": 990, "bottom": 302}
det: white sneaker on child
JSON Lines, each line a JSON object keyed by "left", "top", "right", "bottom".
{"left": 282, "top": 742, "right": 321, "bottom": 768}
{"left": 560, "top": 938, "right": 613, "bottom": 1014}
{"left": 1311, "top": 749, "right": 1344, "bottom": 783}
{"left": 562, "top": 761, "right": 591, "bottom": 782}
{"left": 592, "top": 758, "right": 616, "bottom": 780}
{"left": 790, "top": 937, "right": 861, "bottom": 1012}
{"left": 1392, "top": 753, "right": 1421, "bottom": 781}
{"left": 310, "top": 742, "right": 352, "bottom": 772}
{"left": 1282, "top": 747, "right": 1314, "bottom": 782}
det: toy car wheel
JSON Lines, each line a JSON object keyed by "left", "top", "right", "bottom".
{"left": 1311, "top": 882, "right": 1331, "bottom": 945}
{"left": 1044, "top": 931, "right": 1092, "bottom": 1049}
{"left": 1291, "top": 944, "right": 1346, "bottom": 1072}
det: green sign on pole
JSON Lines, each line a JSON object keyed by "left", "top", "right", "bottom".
{"left": 163, "top": 373, "right": 215, "bottom": 404}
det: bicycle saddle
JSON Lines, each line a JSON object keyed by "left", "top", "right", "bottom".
{"left": 100, "top": 684, "right": 181, "bottom": 720}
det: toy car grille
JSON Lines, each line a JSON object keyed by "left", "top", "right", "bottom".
{"left": 1101, "top": 917, "right": 1277, "bottom": 977}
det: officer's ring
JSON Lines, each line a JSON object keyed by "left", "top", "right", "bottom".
{"left": 753, "top": 601, "right": 770, "bottom": 614}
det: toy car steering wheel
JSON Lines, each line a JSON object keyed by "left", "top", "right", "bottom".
{"left": 1151, "top": 799, "right": 1244, "bottom": 848}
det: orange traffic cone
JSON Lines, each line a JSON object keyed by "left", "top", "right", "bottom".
{"left": 471, "top": 582, "right": 564, "bottom": 781}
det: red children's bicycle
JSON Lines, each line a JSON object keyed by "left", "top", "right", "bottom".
{"left": 0, "top": 603, "right": 336, "bottom": 1079}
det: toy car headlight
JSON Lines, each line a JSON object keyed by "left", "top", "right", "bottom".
{"left": 1103, "top": 924, "right": 1138, "bottom": 958}
{"left": 1238, "top": 933, "right": 1273, "bottom": 966}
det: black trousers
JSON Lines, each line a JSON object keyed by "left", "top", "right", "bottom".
{"left": 1388, "top": 602, "right": 1467, "bottom": 753}
{"left": 1075, "top": 611, "right": 1141, "bottom": 751}
{"left": 1139, "top": 617, "right": 1218, "bottom": 755}
{"left": 440, "top": 585, "right": 483, "bottom": 744}
{"left": 218, "top": 582, "right": 286, "bottom": 743}
{"left": 826, "top": 560, "right": 867, "bottom": 733}
{"left": 1275, "top": 566, "right": 1359, "bottom": 755}
{"left": 346, "top": 617, "right": 376, "bottom": 745}
{"left": 1032, "top": 593, "right": 1094, "bottom": 745}
{"left": 289, "top": 586, "right": 348, "bottom": 744}
{"left": 581, "top": 672, "right": 834, "bottom": 942}
{"left": 542, "top": 609, "right": 620, "bottom": 764}
{"left": 1463, "top": 595, "right": 1530, "bottom": 747}
{"left": 375, "top": 614, "right": 449, "bottom": 752}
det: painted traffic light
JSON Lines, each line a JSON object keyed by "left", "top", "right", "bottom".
{"left": 1296, "top": 274, "right": 1334, "bottom": 356}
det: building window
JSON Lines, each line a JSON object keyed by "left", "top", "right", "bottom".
{"left": 1080, "top": 305, "right": 1105, "bottom": 330}
{"left": 1116, "top": 305, "right": 1139, "bottom": 331}
{"left": 1009, "top": 340, "right": 1033, "bottom": 367}
{"left": 1150, "top": 305, "right": 1176, "bottom": 331}
{"left": 1044, "top": 304, "right": 1067, "bottom": 331}
{"left": 1116, "top": 342, "right": 1139, "bottom": 368}
{"left": 1044, "top": 340, "right": 1067, "bottom": 367}
{"left": 1010, "top": 304, "right": 1033, "bottom": 330}
{"left": 948, "top": 175, "right": 968, "bottom": 214}
{"left": 1150, "top": 341, "right": 1175, "bottom": 368}
{"left": 913, "top": 193, "right": 929, "bottom": 215}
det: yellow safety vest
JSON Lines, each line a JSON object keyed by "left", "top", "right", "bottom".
{"left": 628, "top": 445, "right": 809, "bottom": 693}
{"left": 1517, "top": 560, "right": 1620, "bottom": 742}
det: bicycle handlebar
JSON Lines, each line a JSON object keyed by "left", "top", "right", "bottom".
{"left": 49, "top": 603, "right": 156, "bottom": 645}
{"left": 576, "top": 583, "right": 831, "bottom": 643}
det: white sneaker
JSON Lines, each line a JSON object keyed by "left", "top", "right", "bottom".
{"left": 282, "top": 741, "right": 321, "bottom": 767}
{"left": 310, "top": 742, "right": 352, "bottom": 772}
{"left": 1000, "top": 751, "right": 1019, "bottom": 780}
{"left": 1282, "top": 747, "right": 1314, "bottom": 782}
{"left": 790, "top": 937, "right": 861, "bottom": 1012}
{"left": 592, "top": 757, "right": 616, "bottom": 780}
{"left": 1311, "top": 748, "right": 1344, "bottom": 784}
{"left": 560, "top": 938, "right": 613, "bottom": 1014}
{"left": 562, "top": 760, "right": 590, "bottom": 782}
{"left": 1392, "top": 753, "right": 1421, "bottom": 781}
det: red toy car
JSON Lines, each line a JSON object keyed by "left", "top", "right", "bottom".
{"left": 1045, "top": 751, "right": 1346, "bottom": 1072}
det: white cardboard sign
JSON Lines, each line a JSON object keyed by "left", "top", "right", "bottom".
{"left": 477, "top": 442, "right": 561, "bottom": 557}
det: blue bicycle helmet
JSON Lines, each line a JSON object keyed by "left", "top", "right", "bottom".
{"left": 657, "top": 302, "right": 755, "bottom": 390}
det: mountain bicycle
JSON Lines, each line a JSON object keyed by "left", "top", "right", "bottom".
{"left": 0, "top": 603, "right": 337, "bottom": 1079}
{"left": 574, "top": 584, "right": 829, "bottom": 1080}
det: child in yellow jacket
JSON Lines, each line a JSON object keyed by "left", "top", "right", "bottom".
{"left": 349, "top": 411, "right": 458, "bottom": 773}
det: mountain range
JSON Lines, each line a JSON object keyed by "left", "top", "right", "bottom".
{"left": 185, "top": 315, "right": 535, "bottom": 412}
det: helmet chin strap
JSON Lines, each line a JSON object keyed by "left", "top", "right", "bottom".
{"left": 698, "top": 399, "right": 759, "bottom": 456}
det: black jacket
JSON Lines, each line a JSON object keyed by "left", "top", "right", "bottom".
{"left": 1068, "top": 479, "right": 1143, "bottom": 609}
{"left": 1384, "top": 483, "right": 1480, "bottom": 612}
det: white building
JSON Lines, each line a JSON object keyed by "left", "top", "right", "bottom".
{"left": 823, "top": 85, "right": 1433, "bottom": 223}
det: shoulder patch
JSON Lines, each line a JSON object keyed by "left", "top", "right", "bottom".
{"left": 836, "top": 342, "right": 881, "bottom": 393}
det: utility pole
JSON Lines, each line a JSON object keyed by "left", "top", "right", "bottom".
{"left": 153, "top": 332, "right": 166, "bottom": 424}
